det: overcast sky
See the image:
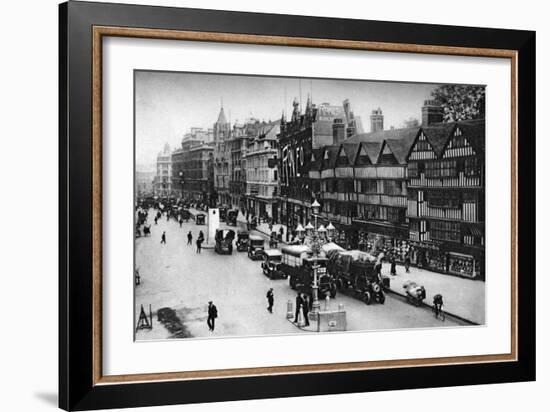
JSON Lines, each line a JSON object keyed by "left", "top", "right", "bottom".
{"left": 135, "top": 70, "right": 441, "bottom": 168}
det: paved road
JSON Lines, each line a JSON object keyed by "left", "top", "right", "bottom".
{"left": 135, "top": 209, "right": 463, "bottom": 340}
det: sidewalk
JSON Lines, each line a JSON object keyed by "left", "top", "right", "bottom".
{"left": 382, "top": 262, "right": 485, "bottom": 325}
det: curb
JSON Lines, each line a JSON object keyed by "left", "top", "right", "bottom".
{"left": 385, "top": 288, "right": 479, "bottom": 325}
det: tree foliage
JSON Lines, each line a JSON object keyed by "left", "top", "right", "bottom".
{"left": 431, "top": 85, "right": 485, "bottom": 122}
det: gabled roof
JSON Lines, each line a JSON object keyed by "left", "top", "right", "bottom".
{"left": 321, "top": 145, "right": 341, "bottom": 169}
{"left": 454, "top": 119, "right": 485, "bottom": 155}
{"left": 422, "top": 119, "right": 485, "bottom": 158}
{"left": 309, "top": 148, "right": 324, "bottom": 172}
{"left": 361, "top": 141, "right": 383, "bottom": 164}
{"left": 346, "top": 126, "right": 419, "bottom": 145}
{"left": 385, "top": 133, "right": 418, "bottom": 164}
{"left": 342, "top": 143, "right": 360, "bottom": 166}
{"left": 420, "top": 123, "right": 455, "bottom": 157}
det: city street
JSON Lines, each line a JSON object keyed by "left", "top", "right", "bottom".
{"left": 135, "top": 209, "right": 466, "bottom": 340}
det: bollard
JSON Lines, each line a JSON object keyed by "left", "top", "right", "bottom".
{"left": 286, "top": 300, "right": 293, "bottom": 319}
{"left": 297, "top": 309, "right": 305, "bottom": 327}
{"left": 325, "top": 295, "right": 330, "bottom": 311}
{"left": 338, "top": 303, "right": 344, "bottom": 312}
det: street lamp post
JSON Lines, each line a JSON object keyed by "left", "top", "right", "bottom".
{"left": 178, "top": 171, "right": 184, "bottom": 200}
{"left": 310, "top": 199, "right": 321, "bottom": 319}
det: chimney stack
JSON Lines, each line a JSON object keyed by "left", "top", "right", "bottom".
{"left": 422, "top": 100, "right": 444, "bottom": 126}
{"left": 370, "top": 108, "right": 384, "bottom": 132}
{"left": 332, "top": 119, "right": 346, "bottom": 145}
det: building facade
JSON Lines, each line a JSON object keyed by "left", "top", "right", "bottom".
{"left": 406, "top": 107, "right": 485, "bottom": 278}
{"left": 244, "top": 122, "right": 280, "bottom": 220}
{"left": 229, "top": 118, "right": 264, "bottom": 210}
{"left": 136, "top": 170, "right": 155, "bottom": 197}
{"left": 153, "top": 143, "right": 173, "bottom": 197}
{"left": 278, "top": 97, "right": 363, "bottom": 230}
{"left": 171, "top": 129, "right": 215, "bottom": 203}
{"left": 213, "top": 106, "right": 232, "bottom": 207}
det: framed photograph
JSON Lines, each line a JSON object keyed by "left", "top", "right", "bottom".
{"left": 59, "top": 1, "right": 535, "bottom": 410}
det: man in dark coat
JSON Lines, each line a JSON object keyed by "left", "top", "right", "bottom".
{"left": 207, "top": 301, "right": 218, "bottom": 332}
{"left": 187, "top": 231, "right": 193, "bottom": 245}
{"left": 302, "top": 294, "right": 310, "bottom": 326}
{"left": 196, "top": 238, "right": 202, "bottom": 254}
{"left": 390, "top": 256, "right": 397, "bottom": 276}
{"left": 293, "top": 292, "right": 303, "bottom": 323}
{"left": 266, "top": 288, "right": 274, "bottom": 313}
{"left": 160, "top": 231, "right": 166, "bottom": 244}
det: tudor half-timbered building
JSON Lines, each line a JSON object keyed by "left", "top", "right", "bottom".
{"left": 406, "top": 119, "right": 485, "bottom": 279}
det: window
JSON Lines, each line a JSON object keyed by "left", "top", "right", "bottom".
{"left": 430, "top": 221, "right": 461, "bottom": 242}
{"left": 428, "top": 191, "right": 461, "bottom": 209}
{"left": 359, "top": 179, "right": 377, "bottom": 194}
{"left": 408, "top": 162, "right": 419, "bottom": 178}
{"left": 382, "top": 180, "right": 402, "bottom": 196}
{"left": 464, "top": 157, "right": 481, "bottom": 177}
{"left": 425, "top": 160, "right": 457, "bottom": 178}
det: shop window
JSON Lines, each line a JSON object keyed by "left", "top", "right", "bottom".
{"left": 430, "top": 220, "right": 461, "bottom": 242}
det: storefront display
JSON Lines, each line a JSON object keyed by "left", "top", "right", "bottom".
{"left": 448, "top": 252, "right": 477, "bottom": 278}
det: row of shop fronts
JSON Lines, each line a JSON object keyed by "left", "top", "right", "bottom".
{"left": 274, "top": 201, "right": 484, "bottom": 280}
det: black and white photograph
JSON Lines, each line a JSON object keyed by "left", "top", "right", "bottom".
{"left": 134, "top": 71, "right": 486, "bottom": 340}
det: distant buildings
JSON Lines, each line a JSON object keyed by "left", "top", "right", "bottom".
{"left": 153, "top": 143, "right": 172, "bottom": 197}
{"left": 135, "top": 170, "right": 155, "bottom": 197}
{"left": 171, "top": 128, "right": 214, "bottom": 203}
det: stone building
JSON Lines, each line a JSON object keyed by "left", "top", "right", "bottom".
{"left": 244, "top": 122, "right": 280, "bottom": 220}
{"left": 213, "top": 105, "right": 232, "bottom": 207}
{"left": 277, "top": 96, "right": 362, "bottom": 229}
{"left": 153, "top": 143, "right": 172, "bottom": 197}
{"left": 171, "top": 128, "right": 214, "bottom": 203}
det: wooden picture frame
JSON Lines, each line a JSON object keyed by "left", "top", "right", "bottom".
{"left": 59, "top": 1, "right": 535, "bottom": 410}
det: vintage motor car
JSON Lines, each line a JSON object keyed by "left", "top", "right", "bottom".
{"left": 226, "top": 209, "right": 238, "bottom": 226}
{"left": 236, "top": 231, "right": 249, "bottom": 252}
{"left": 181, "top": 209, "right": 191, "bottom": 222}
{"left": 327, "top": 249, "right": 387, "bottom": 305}
{"left": 403, "top": 280, "right": 426, "bottom": 306}
{"left": 281, "top": 245, "right": 337, "bottom": 299}
{"left": 214, "top": 229, "right": 235, "bottom": 254}
{"left": 218, "top": 207, "right": 228, "bottom": 222}
{"left": 247, "top": 235, "right": 265, "bottom": 260}
{"left": 261, "top": 250, "right": 286, "bottom": 279}
{"left": 195, "top": 213, "right": 206, "bottom": 225}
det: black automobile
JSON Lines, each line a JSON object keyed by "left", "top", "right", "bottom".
{"left": 214, "top": 229, "right": 235, "bottom": 254}
{"left": 247, "top": 235, "right": 265, "bottom": 260}
{"left": 195, "top": 213, "right": 206, "bottom": 225}
{"left": 226, "top": 209, "right": 238, "bottom": 226}
{"left": 236, "top": 231, "right": 249, "bottom": 252}
{"left": 261, "top": 250, "right": 286, "bottom": 279}
{"left": 219, "top": 207, "right": 228, "bottom": 222}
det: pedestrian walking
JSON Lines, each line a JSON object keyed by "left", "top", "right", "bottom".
{"left": 198, "top": 230, "right": 205, "bottom": 242}
{"left": 302, "top": 294, "right": 310, "bottom": 326}
{"left": 293, "top": 292, "right": 303, "bottom": 323}
{"left": 390, "top": 256, "right": 397, "bottom": 276}
{"left": 404, "top": 254, "right": 411, "bottom": 273}
{"left": 196, "top": 238, "right": 203, "bottom": 253}
{"left": 179, "top": 217, "right": 183, "bottom": 228}
{"left": 207, "top": 301, "right": 218, "bottom": 332}
{"left": 154, "top": 216, "right": 158, "bottom": 225}
{"left": 187, "top": 231, "right": 193, "bottom": 245}
{"left": 266, "top": 288, "right": 274, "bottom": 313}
{"left": 160, "top": 231, "right": 166, "bottom": 244}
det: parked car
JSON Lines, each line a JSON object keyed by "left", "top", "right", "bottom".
{"left": 219, "top": 207, "right": 228, "bottom": 222}
{"left": 226, "top": 209, "right": 238, "bottom": 226}
{"left": 247, "top": 235, "right": 265, "bottom": 260}
{"left": 195, "top": 213, "right": 206, "bottom": 225}
{"left": 236, "top": 231, "right": 249, "bottom": 252}
{"left": 214, "top": 229, "right": 235, "bottom": 254}
{"left": 261, "top": 250, "right": 286, "bottom": 279}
